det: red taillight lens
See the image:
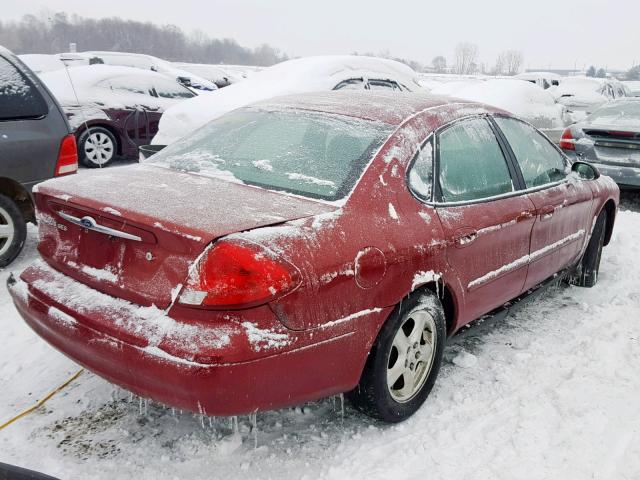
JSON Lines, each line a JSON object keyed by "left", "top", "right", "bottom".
{"left": 179, "top": 240, "right": 301, "bottom": 309}
{"left": 559, "top": 128, "right": 575, "bottom": 151}
{"left": 55, "top": 134, "right": 78, "bottom": 176}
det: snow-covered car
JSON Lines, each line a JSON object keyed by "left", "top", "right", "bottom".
{"left": 550, "top": 77, "right": 628, "bottom": 121}
{"left": 151, "top": 55, "right": 422, "bottom": 145}
{"left": 560, "top": 99, "right": 640, "bottom": 188}
{"left": 8, "top": 92, "right": 619, "bottom": 423}
{"left": 17, "top": 53, "right": 66, "bottom": 74}
{"left": 622, "top": 80, "right": 640, "bottom": 97}
{"left": 514, "top": 71, "right": 562, "bottom": 89}
{"left": 73, "top": 51, "right": 218, "bottom": 92}
{"left": 430, "top": 79, "right": 568, "bottom": 142}
{"left": 173, "top": 62, "right": 241, "bottom": 88}
{"left": 40, "top": 65, "right": 197, "bottom": 167}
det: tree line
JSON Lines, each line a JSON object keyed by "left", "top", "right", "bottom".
{"left": 0, "top": 12, "right": 289, "bottom": 66}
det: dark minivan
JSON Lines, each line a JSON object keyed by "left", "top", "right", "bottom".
{"left": 0, "top": 46, "right": 77, "bottom": 266}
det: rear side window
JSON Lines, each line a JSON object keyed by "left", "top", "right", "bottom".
{"left": 437, "top": 118, "right": 514, "bottom": 203}
{"left": 494, "top": 117, "right": 567, "bottom": 188}
{"left": 0, "top": 56, "right": 48, "bottom": 121}
{"left": 333, "top": 78, "right": 365, "bottom": 90}
{"left": 408, "top": 139, "right": 433, "bottom": 200}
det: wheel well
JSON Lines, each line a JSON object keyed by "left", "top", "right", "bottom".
{"left": 77, "top": 124, "right": 122, "bottom": 156}
{"left": 0, "top": 177, "right": 35, "bottom": 223}
{"left": 413, "top": 281, "right": 457, "bottom": 336}
{"left": 603, "top": 199, "right": 616, "bottom": 246}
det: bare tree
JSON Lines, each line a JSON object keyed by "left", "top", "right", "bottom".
{"left": 0, "top": 12, "right": 289, "bottom": 66}
{"left": 454, "top": 42, "right": 479, "bottom": 75}
{"left": 494, "top": 50, "right": 523, "bottom": 76}
{"left": 431, "top": 55, "right": 446, "bottom": 73}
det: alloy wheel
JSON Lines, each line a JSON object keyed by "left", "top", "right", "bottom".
{"left": 387, "top": 309, "right": 438, "bottom": 403}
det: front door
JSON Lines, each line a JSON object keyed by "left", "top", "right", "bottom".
{"left": 492, "top": 116, "right": 594, "bottom": 290}
{"left": 434, "top": 117, "right": 537, "bottom": 324}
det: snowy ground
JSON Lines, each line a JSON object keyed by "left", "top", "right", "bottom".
{"left": 1, "top": 191, "right": 639, "bottom": 480}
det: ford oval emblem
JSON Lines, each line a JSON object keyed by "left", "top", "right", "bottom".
{"left": 80, "top": 216, "right": 96, "bottom": 229}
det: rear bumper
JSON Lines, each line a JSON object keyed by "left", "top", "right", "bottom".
{"left": 7, "top": 262, "right": 385, "bottom": 416}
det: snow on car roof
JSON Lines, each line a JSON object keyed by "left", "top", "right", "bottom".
{"left": 239, "top": 90, "right": 493, "bottom": 126}
{"left": 152, "top": 55, "right": 422, "bottom": 144}
{"left": 431, "top": 78, "right": 565, "bottom": 128}
{"left": 39, "top": 64, "right": 184, "bottom": 108}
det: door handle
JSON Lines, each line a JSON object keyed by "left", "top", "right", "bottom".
{"left": 454, "top": 230, "right": 477, "bottom": 247}
{"left": 539, "top": 205, "right": 555, "bottom": 220}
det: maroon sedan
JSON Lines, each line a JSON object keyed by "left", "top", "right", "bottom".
{"left": 8, "top": 92, "right": 619, "bottom": 422}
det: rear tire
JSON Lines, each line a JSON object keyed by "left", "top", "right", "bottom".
{"left": 78, "top": 127, "right": 117, "bottom": 168}
{"left": 0, "top": 194, "right": 27, "bottom": 268}
{"left": 572, "top": 210, "right": 607, "bottom": 288}
{"left": 347, "top": 290, "right": 446, "bottom": 423}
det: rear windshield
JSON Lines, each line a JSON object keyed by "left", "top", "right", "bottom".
{"left": 148, "top": 108, "right": 394, "bottom": 201}
{"left": 588, "top": 101, "right": 640, "bottom": 127}
{"left": 0, "top": 55, "right": 48, "bottom": 121}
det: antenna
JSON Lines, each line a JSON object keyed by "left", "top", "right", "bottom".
{"left": 59, "top": 51, "right": 102, "bottom": 169}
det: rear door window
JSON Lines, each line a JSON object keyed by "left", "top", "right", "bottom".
{"left": 0, "top": 56, "right": 48, "bottom": 121}
{"left": 494, "top": 117, "right": 567, "bottom": 188}
{"left": 437, "top": 118, "right": 514, "bottom": 202}
{"left": 367, "top": 79, "right": 403, "bottom": 91}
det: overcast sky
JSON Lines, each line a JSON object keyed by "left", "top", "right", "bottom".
{"left": 4, "top": 0, "right": 638, "bottom": 70}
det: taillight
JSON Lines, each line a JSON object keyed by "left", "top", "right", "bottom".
{"left": 559, "top": 128, "right": 575, "bottom": 151}
{"left": 55, "top": 134, "right": 78, "bottom": 176}
{"left": 179, "top": 240, "right": 301, "bottom": 309}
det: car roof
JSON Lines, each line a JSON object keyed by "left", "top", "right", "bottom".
{"left": 251, "top": 90, "right": 499, "bottom": 126}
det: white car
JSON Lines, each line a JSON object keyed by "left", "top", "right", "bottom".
{"left": 549, "top": 76, "right": 628, "bottom": 121}
{"left": 69, "top": 51, "right": 218, "bottom": 92}
{"left": 430, "top": 79, "right": 568, "bottom": 142}
{"left": 152, "top": 55, "right": 422, "bottom": 145}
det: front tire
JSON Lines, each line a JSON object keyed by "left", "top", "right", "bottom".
{"left": 0, "top": 194, "right": 27, "bottom": 267}
{"left": 347, "top": 290, "right": 446, "bottom": 423}
{"left": 572, "top": 210, "right": 607, "bottom": 288}
{"left": 78, "top": 127, "right": 117, "bottom": 168}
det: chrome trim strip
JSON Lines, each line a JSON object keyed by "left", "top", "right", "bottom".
{"left": 58, "top": 211, "right": 142, "bottom": 242}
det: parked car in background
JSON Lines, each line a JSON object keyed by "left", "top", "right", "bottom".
{"left": 430, "top": 78, "right": 569, "bottom": 143}
{"left": 0, "top": 46, "right": 77, "bottom": 266}
{"left": 67, "top": 51, "right": 218, "bottom": 92}
{"left": 514, "top": 71, "right": 562, "bottom": 89}
{"left": 151, "top": 55, "right": 422, "bottom": 145}
{"left": 560, "top": 98, "right": 640, "bottom": 188}
{"left": 550, "top": 76, "right": 627, "bottom": 121}
{"left": 18, "top": 53, "right": 66, "bottom": 74}
{"left": 173, "top": 62, "right": 241, "bottom": 88}
{"left": 622, "top": 81, "right": 640, "bottom": 97}
{"left": 39, "top": 65, "right": 196, "bottom": 167}
{"left": 9, "top": 91, "right": 618, "bottom": 423}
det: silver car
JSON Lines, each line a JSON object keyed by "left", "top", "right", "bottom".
{"left": 560, "top": 99, "right": 640, "bottom": 188}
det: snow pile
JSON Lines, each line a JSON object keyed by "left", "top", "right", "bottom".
{"left": 152, "top": 55, "right": 422, "bottom": 144}
{"left": 431, "top": 78, "right": 567, "bottom": 129}
{"left": 241, "top": 322, "right": 291, "bottom": 352}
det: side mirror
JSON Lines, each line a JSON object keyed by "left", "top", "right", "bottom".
{"left": 571, "top": 161, "right": 600, "bottom": 180}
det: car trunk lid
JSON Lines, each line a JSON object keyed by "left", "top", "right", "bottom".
{"left": 34, "top": 164, "right": 336, "bottom": 309}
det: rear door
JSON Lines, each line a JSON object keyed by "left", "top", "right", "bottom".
{"left": 434, "top": 117, "right": 537, "bottom": 323}
{"left": 492, "top": 116, "right": 594, "bottom": 290}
